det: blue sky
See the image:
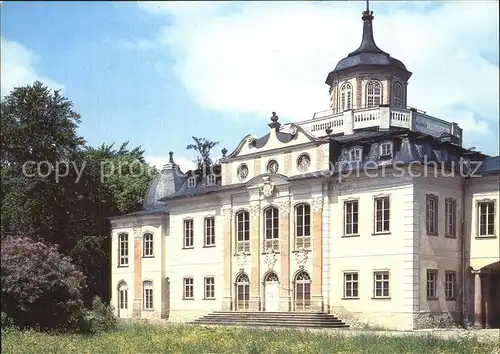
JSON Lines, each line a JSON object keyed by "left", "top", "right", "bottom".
{"left": 2, "top": 1, "right": 498, "bottom": 170}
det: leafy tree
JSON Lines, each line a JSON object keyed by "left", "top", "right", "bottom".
{"left": 1, "top": 236, "right": 86, "bottom": 331}
{"left": 186, "top": 136, "right": 219, "bottom": 171}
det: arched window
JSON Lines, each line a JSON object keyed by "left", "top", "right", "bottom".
{"left": 265, "top": 272, "right": 279, "bottom": 282}
{"left": 295, "top": 203, "right": 311, "bottom": 250}
{"left": 392, "top": 82, "right": 403, "bottom": 108}
{"left": 118, "top": 281, "right": 128, "bottom": 311}
{"left": 294, "top": 270, "right": 311, "bottom": 311}
{"left": 264, "top": 206, "right": 279, "bottom": 251}
{"left": 235, "top": 273, "right": 250, "bottom": 310}
{"left": 340, "top": 82, "right": 353, "bottom": 112}
{"left": 143, "top": 280, "right": 153, "bottom": 310}
{"left": 118, "top": 233, "right": 129, "bottom": 266}
{"left": 236, "top": 211, "right": 250, "bottom": 253}
{"left": 143, "top": 232, "right": 154, "bottom": 257}
{"left": 366, "top": 80, "right": 382, "bottom": 107}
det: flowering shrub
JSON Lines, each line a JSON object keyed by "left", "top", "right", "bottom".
{"left": 80, "top": 296, "right": 117, "bottom": 335}
{"left": 1, "top": 236, "right": 86, "bottom": 331}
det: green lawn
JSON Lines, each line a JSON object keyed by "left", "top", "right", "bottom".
{"left": 2, "top": 323, "right": 499, "bottom": 354}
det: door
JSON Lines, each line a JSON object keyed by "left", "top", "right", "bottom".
{"left": 118, "top": 283, "right": 128, "bottom": 318}
{"left": 264, "top": 272, "right": 280, "bottom": 312}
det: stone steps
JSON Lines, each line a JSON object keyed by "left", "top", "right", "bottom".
{"left": 192, "top": 311, "right": 350, "bottom": 329}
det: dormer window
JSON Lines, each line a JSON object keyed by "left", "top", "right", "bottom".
{"left": 392, "top": 82, "right": 404, "bottom": 108}
{"left": 366, "top": 80, "right": 382, "bottom": 107}
{"left": 267, "top": 160, "right": 279, "bottom": 174}
{"left": 340, "top": 82, "right": 352, "bottom": 112}
{"left": 187, "top": 177, "right": 196, "bottom": 188}
{"left": 349, "top": 148, "right": 362, "bottom": 162}
{"left": 380, "top": 142, "right": 393, "bottom": 157}
{"left": 206, "top": 174, "right": 216, "bottom": 186}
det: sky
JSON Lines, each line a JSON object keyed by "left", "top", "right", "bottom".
{"left": 1, "top": 1, "right": 499, "bottom": 171}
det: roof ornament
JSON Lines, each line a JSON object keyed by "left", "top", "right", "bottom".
{"left": 169, "top": 151, "right": 174, "bottom": 163}
{"left": 348, "top": 0, "right": 381, "bottom": 56}
{"left": 221, "top": 148, "right": 228, "bottom": 157}
{"left": 268, "top": 111, "right": 281, "bottom": 131}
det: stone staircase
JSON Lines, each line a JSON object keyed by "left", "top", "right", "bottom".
{"left": 191, "top": 311, "right": 350, "bottom": 329}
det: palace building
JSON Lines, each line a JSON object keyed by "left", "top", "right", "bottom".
{"left": 109, "top": 4, "right": 499, "bottom": 330}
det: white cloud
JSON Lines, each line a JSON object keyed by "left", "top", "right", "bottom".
{"left": 1, "top": 37, "right": 63, "bottom": 97}
{"left": 137, "top": 1, "right": 499, "bottom": 151}
{"left": 146, "top": 155, "right": 196, "bottom": 173}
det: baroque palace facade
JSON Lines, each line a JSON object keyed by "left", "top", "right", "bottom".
{"left": 109, "top": 5, "right": 499, "bottom": 330}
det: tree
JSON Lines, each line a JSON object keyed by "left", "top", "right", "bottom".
{"left": 186, "top": 136, "right": 220, "bottom": 171}
{"left": 1, "top": 236, "right": 86, "bottom": 331}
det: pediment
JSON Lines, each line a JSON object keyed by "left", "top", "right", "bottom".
{"left": 245, "top": 173, "right": 289, "bottom": 189}
{"left": 223, "top": 124, "right": 319, "bottom": 160}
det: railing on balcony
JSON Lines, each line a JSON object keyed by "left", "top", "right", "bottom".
{"left": 390, "top": 108, "right": 411, "bottom": 128}
{"left": 353, "top": 107, "right": 381, "bottom": 129}
{"left": 306, "top": 115, "right": 344, "bottom": 134}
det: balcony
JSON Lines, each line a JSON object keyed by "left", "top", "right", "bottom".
{"left": 296, "top": 105, "right": 461, "bottom": 145}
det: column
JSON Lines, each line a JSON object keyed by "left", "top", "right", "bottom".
{"left": 249, "top": 203, "right": 261, "bottom": 311}
{"left": 132, "top": 226, "right": 142, "bottom": 318}
{"left": 279, "top": 199, "right": 291, "bottom": 311}
{"left": 221, "top": 205, "right": 233, "bottom": 311}
{"left": 484, "top": 274, "right": 491, "bottom": 329}
{"left": 473, "top": 270, "right": 483, "bottom": 328}
{"left": 311, "top": 197, "right": 324, "bottom": 312}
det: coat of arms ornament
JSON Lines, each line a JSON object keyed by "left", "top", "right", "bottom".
{"left": 260, "top": 176, "right": 275, "bottom": 198}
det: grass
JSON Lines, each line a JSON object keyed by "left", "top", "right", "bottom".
{"left": 2, "top": 323, "right": 499, "bottom": 354}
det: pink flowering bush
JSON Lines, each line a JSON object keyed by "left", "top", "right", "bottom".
{"left": 1, "top": 236, "right": 86, "bottom": 331}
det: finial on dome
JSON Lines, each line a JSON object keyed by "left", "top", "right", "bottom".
{"left": 169, "top": 151, "right": 174, "bottom": 163}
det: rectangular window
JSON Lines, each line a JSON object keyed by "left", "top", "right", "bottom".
{"left": 445, "top": 271, "right": 456, "bottom": 300}
{"left": 426, "top": 195, "right": 438, "bottom": 235}
{"left": 343, "top": 272, "right": 359, "bottom": 298}
{"left": 143, "top": 233, "right": 154, "bottom": 257}
{"left": 426, "top": 270, "right": 437, "bottom": 298}
{"left": 380, "top": 142, "right": 392, "bottom": 156}
{"left": 119, "top": 288, "right": 128, "bottom": 309}
{"left": 143, "top": 281, "right": 153, "bottom": 310}
{"left": 204, "top": 277, "right": 215, "bottom": 299}
{"left": 295, "top": 204, "right": 311, "bottom": 249}
{"left": 118, "top": 233, "right": 129, "bottom": 266}
{"left": 204, "top": 217, "right": 216, "bottom": 247}
{"left": 184, "top": 219, "right": 194, "bottom": 248}
{"left": 445, "top": 199, "right": 456, "bottom": 238}
{"left": 373, "top": 271, "right": 390, "bottom": 298}
{"left": 344, "top": 200, "right": 359, "bottom": 235}
{"left": 374, "top": 197, "right": 390, "bottom": 233}
{"left": 236, "top": 211, "right": 250, "bottom": 253}
{"left": 478, "top": 201, "right": 495, "bottom": 237}
{"left": 183, "top": 277, "right": 194, "bottom": 299}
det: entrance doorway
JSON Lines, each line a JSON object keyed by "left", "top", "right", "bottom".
{"left": 294, "top": 270, "right": 311, "bottom": 311}
{"left": 235, "top": 273, "right": 250, "bottom": 310}
{"left": 264, "top": 272, "right": 280, "bottom": 312}
{"left": 117, "top": 281, "right": 128, "bottom": 318}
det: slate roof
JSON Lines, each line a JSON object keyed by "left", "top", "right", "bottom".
{"left": 477, "top": 156, "right": 500, "bottom": 175}
{"left": 325, "top": 9, "right": 411, "bottom": 85}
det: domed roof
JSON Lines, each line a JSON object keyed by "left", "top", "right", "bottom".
{"left": 143, "top": 152, "right": 185, "bottom": 210}
{"left": 326, "top": 6, "right": 411, "bottom": 86}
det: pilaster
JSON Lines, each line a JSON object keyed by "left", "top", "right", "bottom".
{"left": 221, "top": 204, "right": 233, "bottom": 311}
{"left": 311, "top": 197, "right": 324, "bottom": 312}
{"left": 278, "top": 199, "right": 291, "bottom": 311}
{"left": 473, "top": 270, "right": 483, "bottom": 328}
{"left": 132, "top": 226, "right": 142, "bottom": 318}
{"left": 249, "top": 203, "right": 261, "bottom": 311}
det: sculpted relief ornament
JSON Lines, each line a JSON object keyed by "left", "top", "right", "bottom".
{"left": 234, "top": 250, "right": 249, "bottom": 267}
{"left": 259, "top": 176, "right": 275, "bottom": 199}
{"left": 220, "top": 205, "right": 233, "bottom": 220}
{"left": 311, "top": 197, "right": 323, "bottom": 212}
{"left": 264, "top": 248, "right": 278, "bottom": 270}
{"left": 294, "top": 248, "right": 309, "bottom": 269}
{"left": 278, "top": 199, "right": 291, "bottom": 214}
{"left": 249, "top": 204, "right": 260, "bottom": 218}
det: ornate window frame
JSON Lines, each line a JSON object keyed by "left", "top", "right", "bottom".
{"left": 296, "top": 153, "right": 311, "bottom": 173}
{"left": 237, "top": 163, "right": 249, "bottom": 181}
{"left": 294, "top": 203, "right": 311, "bottom": 250}
{"left": 366, "top": 80, "right": 382, "bottom": 107}
{"left": 235, "top": 210, "right": 250, "bottom": 254}
{"left": 266, "top": 159, "right": 279, "bottom": 174}
{"left": 263, "top": 205, "right": 279, "bottom": 252}
{"left": 339, "top": 81, "right": 353, "bottom": 112}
